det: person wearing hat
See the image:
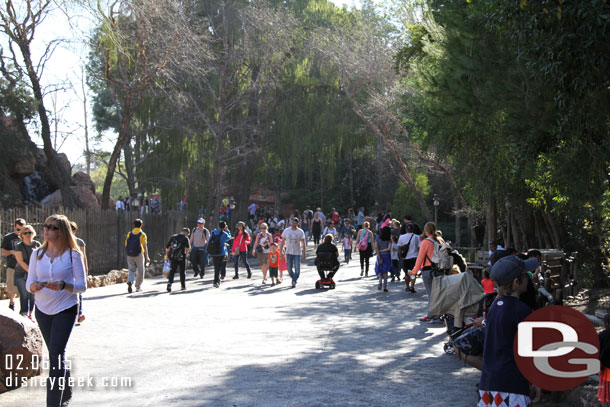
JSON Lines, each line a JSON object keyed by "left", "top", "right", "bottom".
{"left": 279, "top": 217, "right": 306, "bottom": 288}
{"left": 478, "top": 255, "right": 541, "bottom": 406}
{"left": 190, "top": 218, "right": 210, "bottom": 279}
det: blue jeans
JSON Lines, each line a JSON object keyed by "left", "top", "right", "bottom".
{"left": 286, "top": 254, "right": 301, "bottom": 285}
{"left": 36, "top": 305, "right": 78, "bottom": 406}
{"left": 14, "top": 271, "right": 34, "bottom": 315}
{"left": 422, "top": 268, "right": 433, "bottom": 312}
{"left": 190, "top": 247, "right": 208, "bottom": 276}
{"left": 233, "top": 252, "right": 251, "bottom": 277}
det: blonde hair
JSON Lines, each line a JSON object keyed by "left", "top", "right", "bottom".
{"left": 423, "top": 222, "right": 439, "bottom": 241}
{"left": 260, "top": 222, "right": 268, "bottom": 229}
{"left": 19, "top": 224, "right": 36, "bottom": 239}
{"left": 38, "top": 214, "right": 81, "bottom": 260}
{"left": 363, "top": 221, "right": 370, "bottom": 229}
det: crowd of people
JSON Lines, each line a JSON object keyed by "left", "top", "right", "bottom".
{"left": 115, "top": 194, "right": 162, "bottom": 215}
{"left": 5, "top": 204, "right": 610, "bottom": 407}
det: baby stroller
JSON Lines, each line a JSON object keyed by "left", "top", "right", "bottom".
{"left": 315, "top": 251, "right": 340, "bottom": 289}
{"left": 427, "top": 272, "right": 485, "bottom": 353}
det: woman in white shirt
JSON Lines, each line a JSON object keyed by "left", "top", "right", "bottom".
{"left": 27, "top": 214, "right": 86, "bottom": 407}
{"left": 323, "top": 221, "right": 338, "bottom": 242}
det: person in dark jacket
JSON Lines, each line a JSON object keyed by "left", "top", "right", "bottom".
{"left": 315, "top": 234, "right": 340, "bottom": 281}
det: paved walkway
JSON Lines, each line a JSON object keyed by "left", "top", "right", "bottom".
{"left": 1, "top": 247, "right": 480, "bottom": 406}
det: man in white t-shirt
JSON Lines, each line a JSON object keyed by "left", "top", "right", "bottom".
{"left": 398, "top": 223, "right": 421, "bottom": 293}
{"left": 279, "top": 218, "right": 306, "bottom": 288}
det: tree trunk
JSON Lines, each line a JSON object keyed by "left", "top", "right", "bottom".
{"left": 206, "top": 126, "right": 225, "bottom": 228}
{"left": 20, "top": 43, "right": 76, "bottom": 208}
{"left": 234, "top": 155, "right": 257, "bottom": 226}
{"left": 123, "top": 138, "right": 136, "bottom": 198}
{"left": 504, "top": 210, "right": 511, "bottom": 248}
{"left": 537, "top": 211, "right": 553, "bottom": 248}
{"left": 468, "top": 212, "right": 475, "bottom": 247}
{"left": 348, "top": 151, "right": 354, "bottom": 207}
{"left": 510, "top": 207, "right": 521, "bottom": 250}
{"left": 544, "top": 211, "right": 561, "bottom": 249}
{"left": 454, "top": 196, "right": 461, "bottom": 246}
{"left": 486, "top": 195, "right": 497, "bottom": 243}
{"left": 101, "top": 94, "right": 135, "bottom": 210}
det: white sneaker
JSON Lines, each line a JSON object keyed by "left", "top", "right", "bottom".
{"left": 136, "top": 288, "right": 142, "bottom": 292}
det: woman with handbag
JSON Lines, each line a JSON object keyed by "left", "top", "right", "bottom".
{"left": 232, "top": 221, "right": 252, "bottom": 279}
{"left": 356, "top": 221, "right": 374, "bottom": 277}
{"left": 26, "top": 214, "right": 87, "bottom": 407}
{"left": 252, "top": 222, "right": 272, "bottom": 284}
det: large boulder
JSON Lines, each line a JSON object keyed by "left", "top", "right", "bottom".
{"left": 41, "top": 186, "right": 100, "bottom": 210}
{"left": 0, "top": 309, "right": 43, "bottom": 393}
{"left": 72, "top": 185, "right": 99, "bottom": 210}
{"left": 72, "top": 172, "right": 95, "bottom": 192}
{"left": 11, "top": 150, "right": 36, "bottom": 177}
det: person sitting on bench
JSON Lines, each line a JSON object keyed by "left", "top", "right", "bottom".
{"left": 315, "top": 234, "right": 340, "bottom": 280}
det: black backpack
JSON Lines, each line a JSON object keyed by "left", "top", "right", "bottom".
{"left": 168, "top": 235, "right": 185, "bottom": 261}
{"left": 207, "top": 231, "right": 222, "bottom": 255}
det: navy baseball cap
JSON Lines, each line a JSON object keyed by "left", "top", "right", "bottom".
{"left": 490, "top": 255, "right": 539, "bottom": 286}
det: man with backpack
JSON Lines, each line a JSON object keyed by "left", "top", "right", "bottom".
{"left": 125, "top": 219, "right": 150, "bottom": 293}
{"left": 208, "top": 221, "right": 232, "bottom": 288}
{"left": 165, "top": 228, "right": 191, "bottom": 292}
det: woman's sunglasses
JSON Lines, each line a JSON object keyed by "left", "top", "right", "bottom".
{"left": 22, "top": 231, "right": 33, "bottom": 235}
{"left": 43, "top": 224, "right": 60, "bottom": 230}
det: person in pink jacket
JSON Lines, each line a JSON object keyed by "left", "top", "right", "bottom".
{"left": 232, "top": 221, "right": 252, "bottom": 279}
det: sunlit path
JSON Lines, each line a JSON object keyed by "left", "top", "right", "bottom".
{"left": 1, "top": 247, "right": 479, "bottom": 407}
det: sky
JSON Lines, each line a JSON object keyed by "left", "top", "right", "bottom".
{"left": 19, "top": 0, "right": 362, "bottom": 168}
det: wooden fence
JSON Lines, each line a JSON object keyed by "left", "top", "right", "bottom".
{"left": 1, "top": 208, "right": 187, "bottom": 275}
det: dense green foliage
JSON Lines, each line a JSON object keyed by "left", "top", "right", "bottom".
{"left": 395, "top": 0, "right": 610, "bottom": 283}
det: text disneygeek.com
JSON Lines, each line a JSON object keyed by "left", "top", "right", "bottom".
{"left": 4, "top": 354, "right": 133, "bottom": 389}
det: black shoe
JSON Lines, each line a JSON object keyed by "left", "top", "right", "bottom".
{"left": 247, "top": 272, "right": 252, "bottom": 279}
{"left": 391, "top": 277, "right": 395, "bottom": 282}
{"left": 194, "top": 272, "right": 199, "bottom": 278}
{"left": 8, "top": 302, "right": 14, "bottom": 311}
{"left": 200, "top": 273, "right": 204, "bottom": 279}
{"left": 410, "top": 287, "right": 416, "bottom": 293}
{"left": 181, "top": 285, "right": 186, "bottom": 291}
{"left": 127, "top": 282, "right": 133, "bottom": 294}
{"left": 360, "top": 270, "right": 364, "bottom": 276}
{"left": 384, "top": 288, "right": 388, "bottom": 292}
{"left": 233, "top": 275, "right": 239, "bottom": 280}
{"left": 214, "top": 282, "right": 220, "bottom": 288}
{"left": 167, "top": 284, "right": 171, "bottom": 292}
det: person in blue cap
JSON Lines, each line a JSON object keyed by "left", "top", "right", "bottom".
{"left": 478, "top": 255, "right": 541, "bottom": 407}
